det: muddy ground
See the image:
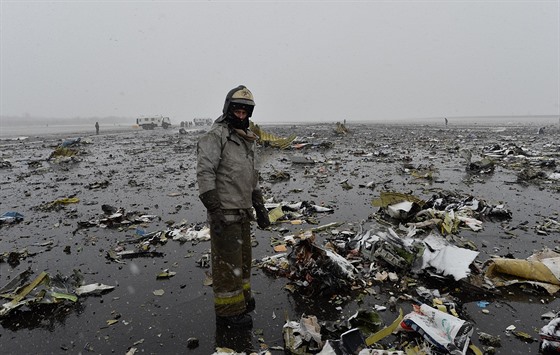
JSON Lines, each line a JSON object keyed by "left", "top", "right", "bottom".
{"left": 0, "top": 122, "right": 559, "bottom": 354}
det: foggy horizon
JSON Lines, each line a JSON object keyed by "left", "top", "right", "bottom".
{"left": 1, "top": 113, "right": 558, "bottom": 126}
{"left": 1, "top": 2, "right": 559, "bottom": 123}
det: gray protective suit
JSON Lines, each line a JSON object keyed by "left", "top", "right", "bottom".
{"left": 197, "top": 117, "right": 259, "bottom": 206}
{"left": 196, "top": 117, "right": 260, "bottom": 317}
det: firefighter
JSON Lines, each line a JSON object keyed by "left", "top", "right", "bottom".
{"left": 196, "top": 85, "right": 270, "bottom": 327}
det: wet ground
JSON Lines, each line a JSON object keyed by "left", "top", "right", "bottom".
{"left": 0, "top": 122, "right": 559, "bottom": 354}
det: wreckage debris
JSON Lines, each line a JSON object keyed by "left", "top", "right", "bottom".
{"left": 77, "top": 205, "right": 159, "bottom": 230}
{"left": 105, "top": 223, "right": 210, "bottom": 263}
{"left": 0, "top": 269, "right": 114, "bottom": 318}
{"left": 371, "top": 190, "right": 511, "bottom": 236}
{"left": 86, "top": 180, "right": 110, "bottom": 189}
{"left": 540, "top": 313, "right": 560, "bottom": 353}
{"left": 45, "top": 137, "right": 86, "bottom": 162}
{"left": 484, "top": 248, "right": 560, "bottom": 295}
{"left": 283, "top": 315, "right": 323, "bottom": 354}
{"left": 1, "top": 122, "right": 558, "bottom": 354}
{"left": 334, "top": 122, "right": 349, "bottom": 135}
{"left": 34, "top": 197, "right": 80, "bottom": 212}
{"left": 285, "top": 236, "right": 357, "bottom": 297}
{"left": 254, "top": 185, "right": 544, "bottom": 353}
{"left": 268, "top": 168, "right": 291, "bottom": 182}
{"left": 253, "top": 179, "right": 558, "bottom": 353}
{"left": 250, "top": 122, "right": 296, "bottom": 149}
{"left": 0, "top": 211, "right": 24, "bottom": 225}
{"left": 399, "top": 303, "right": 474, "bottom": 355}
{"left": 291, "top": 156, "right": 316, "bottom": 165}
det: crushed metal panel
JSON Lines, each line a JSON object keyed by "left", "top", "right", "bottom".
{"left": 250, "top": 122, "right": 297, "bottom": 149}
{"left": 372, "top": 191, "right": 426, "bottom": 208}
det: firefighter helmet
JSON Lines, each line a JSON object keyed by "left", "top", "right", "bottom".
{"left": 222, "top": 85, "right": 255, "bottom": 118}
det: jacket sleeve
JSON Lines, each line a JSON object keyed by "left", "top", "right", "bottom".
{"left": 196, "top": 129, "right": 223, "bottom": 195}
{"left": 253, "top": 143, "right": 259, "bottom": 191}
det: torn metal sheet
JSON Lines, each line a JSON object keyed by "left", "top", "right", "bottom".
{"left": 114, "top": 250, "right": 165, "bottom": 259}
{"left": 269, "top": 168, "right": 291, "bottom": 182}
{"left": 75, "top": 283, "right": 116, "bottom": 295}
{"left": 540, "top": 315, "right": 560, "bottom": 353}
{"left": 0, "top": 211, "right": 25, "bottom": 224}
{"left": 283, "top": 315, "right": 323, "bottom": 354}
{"left": 60, "top": 137, "right": 82, "bottom": 147}
{"left": 334, "top": 122, "right": 349, "bottom": 135}
{"left": 372, "top": 191, "right": 425, "bottom": 208}
{"left": 387, "top": 201, "right": 415, "bottom": 220}
{"left": 420, "top": 234, "right": 479, "bottom": 281}
{"left": 268, "top": 205, "right": 285, "bottom": 223}
{"left": 35, "top": 197, "right": 80, "bottom": 212}
{"left": 423, "top": 191, "right": 512, "bottom": 221}
{"left": 169, "top": 226, "right": 210, "bottom": 242}
{"left": 47, "top": 147, "right": 79, "bottom": 161}
{"left": 77, "top": 206, "right": 161, "bottom": 230}
{"left": 263, "top": 200, "right": 334, "bottom": 224}
{"left": 372, "top": 192, "right": 425, "bottom": 222}
{"left": 156, "top": 269, "right": 176, "bottom": 279}
{"left": 291, "top": 155, "right": 316, "bottom": 164}
{"left": 0, "top": 270, "right": 114, "bottom": 318}
{"left": 485, "top": 248, "right": 560, "bottom": 294}
{"left": 340, "top": 309, "right": 404, "bottom": 354}
{"left": 468, "top": 157, "right": 496, "bottom": 174}
{"left": 368, "top": 228, "right": 423, "bottom": 270}
{"left": 3, "top": 271, "right": 48, "bottom": 308}
{"left": 0, "top": 268, "right": 33, "bottom": 294}
{"left": 250, "top": 122, "right": 297, "bottom": 149}
{"left": 286, "top": 237, "right": 357, "bottom": 297}
{"left": 311, "top": 204, "right": 334, "bottom": 213}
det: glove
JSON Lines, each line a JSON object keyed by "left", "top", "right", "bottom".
{"left": 252, "top": 190, "right": 271, "bottom": 229}
{"left": 199, "top": 189, "right": 227, "bottom": 234}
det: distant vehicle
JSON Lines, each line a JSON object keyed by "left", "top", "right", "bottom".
{"left": 193, "top": 118, "right": 213, "bottom": 126}
{"left": 136, "top": 116, "right": 171, "bottom": 130}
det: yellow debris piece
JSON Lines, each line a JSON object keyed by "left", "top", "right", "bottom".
{"left": 250, "top": 122, "right": 296, "bottom": 149}
{"left": 372, "top": 191, "right": 425, "bottom": 208}
{"left": 50, "top": 147, "right": 78, "bottom": 158}
{"left": 268, "top": 205, "right": 285, "bottom": 223}
{"left": 52, "top": 197, "right": 80, "bottom": 205}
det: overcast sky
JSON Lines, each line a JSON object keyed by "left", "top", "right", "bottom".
{"left": 1, "top": 1, "right": 559, "bottom": 124}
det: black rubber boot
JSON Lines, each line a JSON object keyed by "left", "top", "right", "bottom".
{"left": 216, "top": 313, "right": 253, "bottom": 328}
{"left": 246, "top": 297, "right": 256, "bottom": 313}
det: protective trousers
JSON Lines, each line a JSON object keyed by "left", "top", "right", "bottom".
{"left": 210, "top": 210, "right": 252, "bottom": 317}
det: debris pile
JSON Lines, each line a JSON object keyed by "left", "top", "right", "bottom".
{"left": 46, "top": 137, "right": 86, "bottom": 163}
{"left": 256, "top": 180, "right": 556, "bottom": 353}
{"left": 0, "top": 269, "right": 114, "bottom": 318}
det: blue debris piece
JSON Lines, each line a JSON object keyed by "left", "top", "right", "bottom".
{"left": 0, "top": 212, "right": 25, "bottom": 224}
{"left": 476, "top": 301, "right": 490, "bottom": 308}
{"left": 60, "top": 137, "right": 82, "bottom": 147}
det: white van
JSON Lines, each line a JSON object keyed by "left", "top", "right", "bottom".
{"left": 136, "top": 116, "right": 171, "bottom": 130}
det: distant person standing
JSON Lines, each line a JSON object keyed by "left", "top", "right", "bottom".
{"left": 444, "top": 117, "right": 448, "bottom": 126}
{"left": 95, "top": 122, "right": 100, "bottom": 135}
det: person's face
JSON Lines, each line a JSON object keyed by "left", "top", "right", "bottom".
{"left": 233, "top": 108, "right": 248, "bottom": 120}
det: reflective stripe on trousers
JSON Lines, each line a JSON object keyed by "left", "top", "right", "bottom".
{"left": 211, "top": 212, "right": 252, "bottom": 317}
